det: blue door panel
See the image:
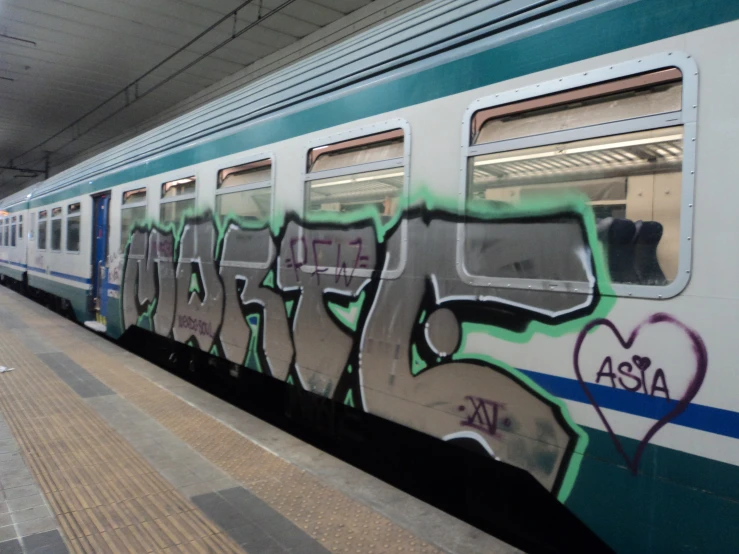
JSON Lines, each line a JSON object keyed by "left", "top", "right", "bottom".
{"left": 91, "top": 194, "right": 110, "bottom": 318}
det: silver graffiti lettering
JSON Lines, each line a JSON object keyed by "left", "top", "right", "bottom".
{"left": 172, "top": 220, "right": 224, "bottom": 350}
{"left": 121, "top": 206, "right": 599, "bottom": 499}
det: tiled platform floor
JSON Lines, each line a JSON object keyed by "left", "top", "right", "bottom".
{"left": 0, "top": 286, "right": 520, "bottom": 554}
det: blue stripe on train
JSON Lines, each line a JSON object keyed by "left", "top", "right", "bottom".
{"left": 49, "top": 271, "right": 90, "bottom": 284}
{"left": 521, "top": 369, "right": 739, "bottom": 440}
{"left": 26, "top": 267, "right": 120, "bottom": 290}
{"left": 2, "top": 260, "right": 27, "bottom": 269}
{"left": 27, "top": 266, "right": 91, "bottom": 285}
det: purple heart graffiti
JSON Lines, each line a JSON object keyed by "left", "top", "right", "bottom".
{"left": 631, "top": 355, "right": 651, "bottom": 371}
{"left": 573, "top": 313, "right": 708, "bottom": 474}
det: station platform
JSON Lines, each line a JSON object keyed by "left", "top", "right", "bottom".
{"left": 0, "top": 286, "right": 519, "bottom": 554}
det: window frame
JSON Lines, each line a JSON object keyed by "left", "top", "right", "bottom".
{"left": 66, "top": 202, "right": 81, "bottom": 254}
{"left": 215, "top": 153, "right": 275, "bottom": 270}
{"left": 458, "top": 52, "right": 698, "bottom": 300}
{"left": 10, "top": 216, "right": 16, "bottom": 248}
{"left": 50, "top": 206, "right": 63, "bottom": 252}
{"left": 159, "top": 174, "right": 197, "bottom": 226}
{"left": 301, "top": 119, "right": 411, "bottom": 280}
{"left": 37, "top": 210, "right": 47, "bottom": 250}
{"left": 121, "top": 186, "right": 149, "bottom": 249}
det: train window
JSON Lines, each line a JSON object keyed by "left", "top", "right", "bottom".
{"left": 51, "top": 207, "right": 62, "bottom": 251}
{"left": 66, "top": 203, "right": 81, "bottom": 253}
{"left": 121, "top": 187, "right": 147, "bottom": 248}
{"left": 464, "top": 66, "right": 689, "bottom": 292}
{"left": 38, "top": 211, "right": 47, "bottom": 249}
{"left": 10, "top": 217, "right": 16, "bottom": 248}
{"left": 29, "top": 213, "right": 34, "bottom": 241}
{"left": 2, "top": 218, "right": 6, "bottom": 247}
{"left": 160, "top": 176, "right": 196, "bottom": 226}
{"left": 471, "top": 70, "right": 682, "bottom": 145}
{"left": 18, "top": 215, "right": 22, "bottom": 240}
{"left": 305, "top": 129, "right": 404, "bottom": 217}
{"left": 216, "top": 159, "right": 271, "bottom": 222}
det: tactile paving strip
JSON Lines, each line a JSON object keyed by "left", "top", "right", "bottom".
{"left": 0, "top": 302, "right": 245, "bottom": 553}
{"left": 16, "top": 301, "right": 442, "bottom": 553}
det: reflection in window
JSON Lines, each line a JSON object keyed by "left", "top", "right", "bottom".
{"left": 51, "top": 208, "right": 62, "bottom": 251}
{"left": 467, "top": 69, "right": 684, "bottom": 287}
{"left": 216, "top": 160, "right": 271, "bottom": 222}
{"left": 38, "top": 211, "right": 47, "bottom": 249}
{"left": 122, "top": 187, "right": 147, "bottom": 248}
{"left": 123, "top": 187, "right": 147, "bottom": 204}
{"left": 67, "top": 203, "right": 81, "bottom": 252}
{"left": 160, "top": 177, "right": 195, "bottom": 226}
{"left": 306, "top": 168, "right": 404, "bottom": 216}
{"left": 471, "top": 70, "right": 682, "bottom": 145}
{"left": 305, "top": 129, "right": 404, "bottom": 219}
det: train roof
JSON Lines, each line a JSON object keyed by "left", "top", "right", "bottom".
{"left": 0, "top": 0, "right": 598, "bottom": 210}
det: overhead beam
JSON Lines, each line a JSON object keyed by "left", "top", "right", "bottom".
{"left": 0, "top": 165, "right": 41, "bottom": 173}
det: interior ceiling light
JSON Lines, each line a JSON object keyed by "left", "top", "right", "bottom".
{"left": 355, "top": 172, "right": 404, "bottom": 182}
{"left": 312, "top": 179, "right": 353, "bottom": 188}
{"left": 474, "top": 133, "right": 684, "bottom": 167}
{"left": 312, "top": 172, "right": 405, "bottom": 188}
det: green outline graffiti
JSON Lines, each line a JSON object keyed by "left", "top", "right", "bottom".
{"left": 327, "top": 290, "right": 366, "bottom": 332}
{"left": 120, "top": 186, "right": 618, "bottom": 504}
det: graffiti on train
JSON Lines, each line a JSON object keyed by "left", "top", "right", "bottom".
{"left": 459, "top": 396, "right": 511, "bottom": 437}
{"left": 106, "top": 249, "right": 125, "bottom": 287}
{"left": 121, "top": 198, "right": 612, "bottom": 502}
{"left": 574, "top": 314, "right": 708, "bottom": 474}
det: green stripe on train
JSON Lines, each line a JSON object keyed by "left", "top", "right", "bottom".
{"left": 570, "top": 428, "right": 739, "bottom": 553}
{"left": 0, "top": 264, "right": 26, "bottom": 282}
{"left": 2, "top": 0, "right": 735, "bottom": 211}
{"left": 27, "top": 274, "right": 89, "bottom": 322}
{"left": 105, "top": 296, "right": 124, "bottom": 339}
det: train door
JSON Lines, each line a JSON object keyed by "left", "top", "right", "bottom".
{"left": 86, "top": 192, "right": 110, "bottom": 332}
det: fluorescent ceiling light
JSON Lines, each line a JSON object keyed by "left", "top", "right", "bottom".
{"left": 474, "top": 151, "right": 559, "bottom": 166}
{"left": 566, "top": 134, "right": 683, "bottom": 154}
{"left": 312, "top": 171, "right": 405, "bottom": 188}
{"left": 474, "top": 133, "right": 683, "bottom": 167}
{"left": 355, "top": 172, "right": 404, "bottom": 182}
{"left": 312, "top": 179, "right": 353, "bottom": 188}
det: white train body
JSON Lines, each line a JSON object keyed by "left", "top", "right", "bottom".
{"left": 1, "top": 1, "right": 737, "bottom": 552}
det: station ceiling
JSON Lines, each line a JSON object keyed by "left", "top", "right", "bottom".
{"left": 0, "top": 0, "right": 408, "bottom": 196}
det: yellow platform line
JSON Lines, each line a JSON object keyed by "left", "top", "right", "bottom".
{"left": 0, "top": 300, "right": 244, "bottom": 554}
{"left": 7, "top": 293, "right": 441, "bottom": 554}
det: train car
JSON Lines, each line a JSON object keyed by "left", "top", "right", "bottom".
{"left": 1, "top": 0, "right": 738, "bottom": 552}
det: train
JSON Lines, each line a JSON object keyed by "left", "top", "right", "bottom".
{"left": 1, "top": 0, "right": 738, "bottom": 552}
